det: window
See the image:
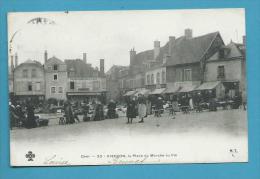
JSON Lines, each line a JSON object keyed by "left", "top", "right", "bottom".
{"left": 31, "top": 69, "right": 37, "bottom": 78}
{"left": 147, "top": 75, "right": 150, "bottom": 85}
{"left": 151, "top": 74, "right": 154, "bottom": 84}
{"left": 70, "top": 81, "right": 75, "bottom": 90}
{"left": 35, "top": 82, "right": 41, "bottom": 91}
{"left": 58, "top": 87, "right": 63, "bottom": 93}
{"left": 51, "top": 87, "right": 56, "bottom": 94}
{"left": 162, "top": 71, "right": 166, "bottom": 83}
{"left": 219, "top": 49, "right": 225, "bottom": 59}
{"left": 156, "top": 72, "right": 160, "bottom": 84}
{"left": 217, "top": 65, "right": 225, "bottom": 78}
{"left": 22, "top": 69, "right": 28, "bottom": 78}
{"left": 82, "top": 81, "right": 87, "bottom": 88}
{"left": 176, "top": 69, "right": 183, "bottom": 81}
{"left": 53, "top": 74, "right": 58, "bottom": 80}
{"left": 28, "top": 82, "right": 32, "bottom": 91}
{"left": 53, "top": 64, "right": 58, "bottom": 71}
{"left": 184, "top": 69, "right": 192, "bottom": 81}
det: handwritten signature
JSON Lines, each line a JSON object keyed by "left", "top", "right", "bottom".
{"left": 43, "top": 155, "right": 70, "bottom": 165}
{"left": 108, "top": 156, "right": 152, "bottom": 164}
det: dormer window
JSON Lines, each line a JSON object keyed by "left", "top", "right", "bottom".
{"left": 218, "top": 47, "right": 230, "bottom": 59}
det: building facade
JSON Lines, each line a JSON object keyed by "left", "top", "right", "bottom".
{"left": 112, "top": 28, "right": 247, "bottom": 101}
{"left": 205, "top": 40, "right": 246, "bottom": 98}
{"left": 10, "top": 51, "right": 107, "bottom": 103}
{"left": 65, "top": 58, "right": 107, "bottom": 103}
{"left": 44, "top": 56, "right": 68, "bottom": 100}
{"left": 165, "top": 31, "right": 225, "bottom": 91}
{"left": 145, "top": 66, "right": 166, "bottom": 89}
{"left": 106, "top": 65, "right": 128, "bottom": 101}
{"left": 13, "top": 60, "right": 45, "bottom": 103}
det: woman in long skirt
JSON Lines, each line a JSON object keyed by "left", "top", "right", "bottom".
{"left": 137, "top": 94, "right": 147, "bottom": 123}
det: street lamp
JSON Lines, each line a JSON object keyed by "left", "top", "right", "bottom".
{"left": 9, "top": 17, "right": 56, "bottom": 98}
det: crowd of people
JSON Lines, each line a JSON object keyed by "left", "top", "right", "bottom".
{"left": 125, "top": 94, "right": 166, "bottom": 124}
{"left": 124, "top": 90, "right": 246, "bottom": 124}
{"left": 9, "top": 101, "right": 37, "bottom": 130}
{"left": 9, "top": 90, "right": 246, "bottom": 129}
{"left": 9, "top": 95, "right": 121, "bottom": 129}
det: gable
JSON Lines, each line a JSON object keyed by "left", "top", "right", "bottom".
{"left": 166, "top": 32, "right": 223, "bottom": 66}
{"left": 208, "top": 42, "right": 244, "bottom": 62}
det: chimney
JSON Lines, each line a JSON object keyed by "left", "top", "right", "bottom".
{"left": 168, "top": 36, "right": 176, "bottom": 55}
{"left": 242, "top": 35, "right": 246, "bottom": 46}
{"left": 184, "top": 28, "right": 193, "bottom": 39}
{"left": 100, "top": 59, "right": 105, "bottom": 76}
{"left": 154, "top": 40, "right": 160, "bottom": 60}
{"left": 130, "top": 48, "right": 136, "bottom": 66}
{"left": 83, "top": 53, "right": 87, "bottom": 63}
{"left": 14, "top": 53, "right": 18, "bottom": 67}
{"left": 44, "top": 50, "right": 48, "bottom": 64}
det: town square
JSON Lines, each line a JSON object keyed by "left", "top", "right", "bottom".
{"left": 8, "top": 9, "right": 247, "bottom": 165}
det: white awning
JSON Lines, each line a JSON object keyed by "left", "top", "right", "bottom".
{"left": 67, "top": 92, "right": 102, "bottom": 96}
{"left": 178, "top": 85, "right": 198, "bottom": 93}
{"left": 150, "top": 88, "right": 166, "bottom": 95}
{"left": 196, "top": 81, "right": 221, "bottom": 90}
{"left": 124, "top": 90, "right": 137, "bottom": 96}
{"left": 164, "top": 86, "right": 181, "bottom": 94}
{"left": 135, "top": 89, "right": 150, "bottom": 96}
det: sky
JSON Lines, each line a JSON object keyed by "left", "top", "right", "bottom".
{"left": 8, "top": 8, "right": 245, "bottom": 72}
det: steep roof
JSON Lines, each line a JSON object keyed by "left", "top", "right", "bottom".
{"left": 64, "top": 59, "right": 99, "bottom": 78}
{"left": 208, "top": 41, "right": 245, "bottom": 62}
{"left": 134, "top": 50, "right": 154, "bottom": 65}
{"left": 106, "top": 65, "right": 128, "bottom": 75}
{"left": 15, "top": 59, "right": 43, "bottom": 70}
{"left": 234, "top": 42, "right": 246, "bottom": 56}
{"left": 46, "top": 56, "right": 64, "bottom": 64}
{"left": 166, "top": 32, "right": 220, "bottom": 66}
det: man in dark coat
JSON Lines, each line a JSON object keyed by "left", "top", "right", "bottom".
{"left": 107, "top": 100, "right": 116, "bottom": 119}
{"left": 16, "top": 105, "right": 26, "bottom": 127}
{"left": 126, "top": 97, "right": 136, "bottom": 124}
{"left": 65, "top": 101, "right": 75, "bottom": 124}
{"left": 94, "top": 101, "right": 104, "bottom": 121}
{"left": 155, "top": 97, "right": 163, "bottom": 117}
{"left": 25, "top": 102, "right": 37, "bottom": 129}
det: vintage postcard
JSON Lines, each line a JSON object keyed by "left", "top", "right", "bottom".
{"left": 8, "top": 8, "right": 247, "bottom": 166}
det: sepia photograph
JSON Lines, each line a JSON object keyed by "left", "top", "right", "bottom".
{"left": 8, "top": 8, "right": 247, "bottom": 166}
